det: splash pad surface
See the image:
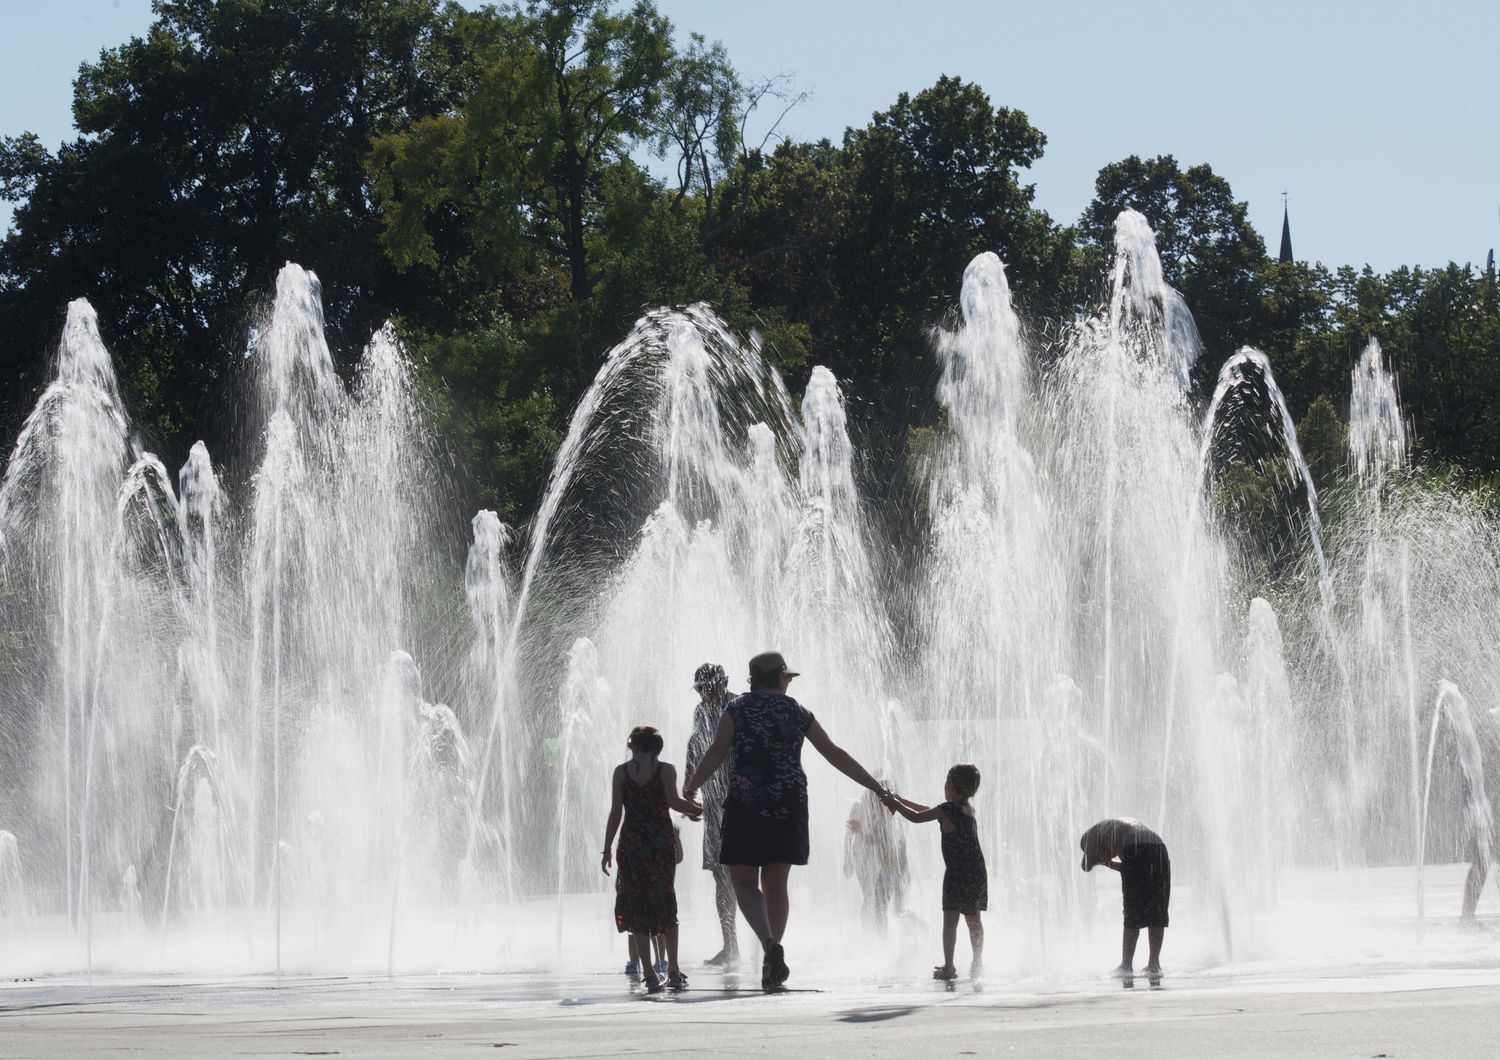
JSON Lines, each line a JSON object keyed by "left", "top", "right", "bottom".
{"left": 5, "top": 875, "right": 1500, "bottom": 1059}
{"left": 5, "top": 864, "right": 1500, "bottom": 1057}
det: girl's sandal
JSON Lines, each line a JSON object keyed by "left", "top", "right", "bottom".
{"left": 644, "top": 974, "right": 665, "bottom": 994}
{"left": 667, "top": 971, "right": 689, "bottom": 991}
{"left": 932, "top": 966, "right": 958, "bottom": 981}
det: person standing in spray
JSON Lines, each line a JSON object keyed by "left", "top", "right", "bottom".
{"left": 1080, "top": 818, "right": 1170, "bottom": 987}
{"left": 686, "top": 662, "right": 739, "bottom": 966}
{"left": 683, "top": 652, "right": 892, "bottom": 992}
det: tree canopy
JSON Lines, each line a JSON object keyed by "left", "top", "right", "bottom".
{"left": 3, "top": 0, "right": 1497, "bottom": 525}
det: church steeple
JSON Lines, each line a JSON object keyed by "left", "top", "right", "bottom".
{"left": 1278, "top": 193, "right": 1294, "bottom": 264}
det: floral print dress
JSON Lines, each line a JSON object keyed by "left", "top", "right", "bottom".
{"left": 614, "top": 764, "right": 678, "bottom": 934}
{"left": 718, "top": 691, "right": 815, "bottom": 867}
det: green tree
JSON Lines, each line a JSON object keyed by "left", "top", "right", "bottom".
{"left": 1391, "top": 264, "right": 1500, "bottom": 470}
{"left": 372, "top": 0, "right": 674, "bottom": 308}
{"left": 717, "top": 76, "right": 1078, "bottom": 403}
{"left": 1082, "top": 155, "right": 1270, "bottom": 367}
{"left": 1297, "top": 393, "right": 1346, "bottom": 494}
{"left": 0, "top": 0, "right": 483, "bottom": 449}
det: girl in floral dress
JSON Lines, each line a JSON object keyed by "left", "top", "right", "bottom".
{"left": 602, "top": 725, "right": 701, "bottom": 991}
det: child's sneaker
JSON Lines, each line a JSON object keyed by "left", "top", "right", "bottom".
{"left": 654, "top": 957, "right": 669, "bottom": 975}
{"left": 625, "top": 959, "right": 641, "bottom": 980}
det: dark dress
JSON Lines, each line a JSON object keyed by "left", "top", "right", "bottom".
{"left": 718, "top": 691, "right": 815, "bottom": 867}
{"left": 939, "top": 801, "right": 988, "bottom": 915}
{"left": 613, "top": 763, "right": 678, "bottom": 935}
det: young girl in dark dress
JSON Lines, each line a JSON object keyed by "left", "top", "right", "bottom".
{"left": 885, "top": 764, "right": 987, "bottom": 980}
{"left": 601, "top": 726, "right": 701, "bottom": 992}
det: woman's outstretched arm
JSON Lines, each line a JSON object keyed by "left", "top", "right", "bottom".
{"left": 887, "top": 795, "right": 945, "bottom": 825}
{"left": 601, "top": 765, "right": 625, "bottom": 874}
{"left": 805, "top": 719, "right": 887, "bottom": 795}
{"left": 684, "top": 711, "right": 735, "bottom": 796}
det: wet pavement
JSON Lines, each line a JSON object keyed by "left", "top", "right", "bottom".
{"left": 6, "top": 963, "right": 1500, "bottom": 1058}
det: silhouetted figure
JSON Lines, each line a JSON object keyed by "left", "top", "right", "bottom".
{"left": 845, "top": 780, "right": 907, "bottom": 932}
{"left": 1081, "top": 818, "right": 1170, "bottom": 986}
{"left": 683, "top": 651, "right": 889, "bottom": 992}
{"left": 601, "top": 726, "right": 700, "bottom": 993}
{"left": 885, "top": 764, "right": 986, "bottom": 980}
{"left": 686, "top": 662, "right": 739, "bottom": 966}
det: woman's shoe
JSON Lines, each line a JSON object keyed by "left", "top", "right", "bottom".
{"left": 644, "top": 974, "right": 665, "bottom": 994}
{"left": 764, "top": 942, "right": 789, "bottom": 985}
{"left": 667, "top": 971, "right": 689, "bottom": 991}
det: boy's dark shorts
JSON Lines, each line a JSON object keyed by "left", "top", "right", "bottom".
{"left": 1120, "top": 842, "right": 1170, "bottom": 929}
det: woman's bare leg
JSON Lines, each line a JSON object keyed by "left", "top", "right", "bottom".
{"left": 728, "top": 863, "right": 773, "bottom": 947}
{"left": 666, "top": 924, "right": 681, "bottom": 976}
{"left": 761, "top": 863, "right": 791, "bottom": 942}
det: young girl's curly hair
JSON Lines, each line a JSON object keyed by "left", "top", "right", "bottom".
{"left": 627, "top": 725, "right": 664, "bottom": 756}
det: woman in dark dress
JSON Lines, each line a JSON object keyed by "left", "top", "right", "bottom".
{"left": 601, "top": 726, "right": 701, "bottom": 992}
{"left": 682, "top": 652, "right": 890, "bottom": 991}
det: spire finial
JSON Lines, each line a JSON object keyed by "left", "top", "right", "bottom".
{"left": 1278, "top": 193, "right": 1294, "bottom": 264}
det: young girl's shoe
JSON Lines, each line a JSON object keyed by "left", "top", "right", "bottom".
{"left": 933, "top": 965, "right": 958, "bottom": 981}
{"left": 624, "top": 959, "right": 641, "bottom": 979}
{"left": 667, "top": 971, "right": 689, "bottom": 991}
{"left": 644, "top": 973, "right": 665, "bottom": 994}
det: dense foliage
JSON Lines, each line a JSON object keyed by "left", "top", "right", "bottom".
{"left": 3, "top": 0, "right": 1497, "bottom": 524}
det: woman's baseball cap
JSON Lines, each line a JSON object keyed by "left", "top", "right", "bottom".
{"left": 748, "top": 651, "right": 800, "bottom": 685}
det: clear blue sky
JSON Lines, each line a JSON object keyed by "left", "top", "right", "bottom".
{"left": 3, "top": 0, "right": 1497, "bottom": 273}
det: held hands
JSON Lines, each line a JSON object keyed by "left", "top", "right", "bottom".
{"left": 878, "top": 788, "right": 900, "bottom": 815}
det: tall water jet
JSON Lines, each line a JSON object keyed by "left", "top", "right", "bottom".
{"left": 465, "top": 510, "right": 518, "bottom": 902}
{"left": 1419, "top": 683, "right": 1494, "bottom": 924}
{"left": 1349, "top": 338, "right": 1407, "bottom": 489}
{"left": 1196, "top": 350, "right": 1351, "bottom": 794}
{"left": 0, "top": 831, "right": 27, "bottom": 930}
{"left": 554, "top": 638, "right": 611, "bottom": 949}
{"left": 923, "top": 251, "right": 1071, "bottom": 925}
{"left": 0, "top": 299, "right": 130, "bottom": 933}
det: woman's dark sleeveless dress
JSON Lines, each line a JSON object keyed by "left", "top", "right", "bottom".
{"left": 939, "top": 801, "right": 988, "bottom": 915}
{"left": 717, "top": 691, "right": 815, "bottom": 867}
{"left": 614, "top": 764, "right": 678, "bottom": 934}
